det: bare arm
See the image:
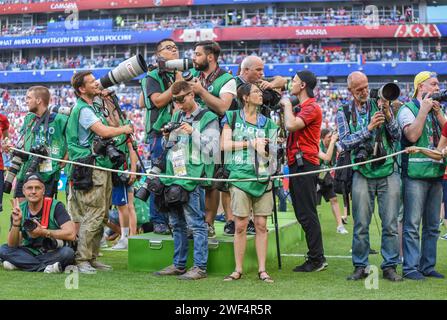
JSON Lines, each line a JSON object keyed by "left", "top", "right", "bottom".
{"left": 45, "top": 221, "right": 77, "bottom": 242}
{"left": 89, "top": 121, "right": 133, "bottom": 139}
{"left": 282, "top": 98, "right": 306, "bottom": 132}
{"left": 7, "top": 226, "right": 22, "bottom": 247}
{"left": 221, "top": 123, "right": 249, "bottom": 151}
{"left": 197, "top": 91, "right": 234, "bottom": 116}
{"left": 403, "top": 98, "right": 432, "bottom": 143}
{"left": 319, "top": 142, "right": 336, "bottom": 162}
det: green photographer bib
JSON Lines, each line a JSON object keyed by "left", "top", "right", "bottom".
{"left": 346, "top": 100, "right": 394, "bottom": 179}
{"left": 398, "top": 101, "right": 445, "bottom": 179}
{"left": 66, "top": 98, "right": 114, "bottom": 174}
{"left": 16, "top": 112, "right": 68, "bottom": 183}
{"left": 160, "top": 109, "right": 218, "bottom": 191}
{"left": 224, "top": 110, "right": 278, "bottom": 198}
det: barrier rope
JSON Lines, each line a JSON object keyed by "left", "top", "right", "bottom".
{"left": 8, "top": 146, "right": 436, "bottom": 183}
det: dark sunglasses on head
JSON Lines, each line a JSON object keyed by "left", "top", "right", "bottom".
{"left": 172, "top": 92, "right": 192, "bottom": 103}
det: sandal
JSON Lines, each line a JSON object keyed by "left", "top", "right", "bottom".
{"left": 258, "top": 271, "right": 274, "bottom": 283}
{"left": 223, "top": 271, "right": 242, "bottom": 281}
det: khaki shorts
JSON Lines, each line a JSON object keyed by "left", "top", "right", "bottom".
{"left": 230, "top": 186, "right": 273, "bottom": 217}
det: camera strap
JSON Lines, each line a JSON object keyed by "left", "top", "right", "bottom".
{"left": 199, "top": 66, "right": 224, "bottom": 91}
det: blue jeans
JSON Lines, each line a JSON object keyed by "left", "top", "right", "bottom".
{"left": 147, "top": 135, "right": 166, "bottom": 225}
{"left": 0, "top": 244, "right": 75, "bottom": 272}
{"left": 402, "top": 177, "right": 441, "bottom": 275}
{"left": 442, "top": 180, "right": 447, "bottom": 219}
{"left": 351, "top": 172, "right": 400, "bottom": 270}
{"left": 168, "top": 187, "right": 208, "bottom": 270}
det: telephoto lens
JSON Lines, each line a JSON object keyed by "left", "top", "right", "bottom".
{"left": 182, "top": 71, "right": 194, "bottom": 82}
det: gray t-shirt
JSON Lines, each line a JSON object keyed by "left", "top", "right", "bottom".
{"left": 78, "top": 107, "right": 100, "bottom": 146}
{"left": 397, "top": 107, "right": 416, "bottom": 131}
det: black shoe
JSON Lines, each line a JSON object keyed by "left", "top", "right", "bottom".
{"left": 293, "top": 259, "right": 328, "bottom": 272}
{"left": 223, "top": 220, "right": 235, "bottom": 236}
{"left": 347, "top": 267, "right": 368, "bottom": 281}
{"left": 369, "top": 248, "right": 378, "bottom": 255}
{"left": 383, "top": 267, "right": 403, "bottom": 282}
{"left": 341, "top": 217, "right": 348, "bottom": 225}
{"left": 247, "top": 220, "right": 256, "bottom": 235}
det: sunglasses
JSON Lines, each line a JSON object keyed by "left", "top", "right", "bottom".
{"left": 172, "top": 92, "right": 192, "bottom": 103}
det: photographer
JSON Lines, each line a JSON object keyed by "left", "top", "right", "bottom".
{"left": 66, "top": 71, "right": 133, "bottom": 274}
{"left": 397, "top": 71, "right": 446, "bottom": 280}
{"left": 5, "top": 86, "right": 68, "bottom": 203}
{"left": 0, "top": 111, "right": 9, "bottom": 212}
{"left": 236, "top": 56, "right": 286, "bottom": 91}
{"left": 189, "top": 40, "right": 236, "bottom": 238}
{"left": 282, "top": 70, "right": 327, "bottom": 273}
{"left": 154, "top": 81, "right": 219, "bottom": 280}
{"left": 139, "top": 38, "right": 182, "bottom": 235}
{"left": 317, "top": 129, "right": 348, "bottom": 235}
{"left": 336, "top": 71, "right": 401, "bottom": 282}
{"left": 221, "top": 83, "right": 278, "bottom": 283}
{"left": 0, "top": 174, "right": 76, "bottom": 273}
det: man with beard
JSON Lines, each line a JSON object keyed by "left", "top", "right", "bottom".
{"left": 189, "top": 41, "right": 237, "bottom": 239}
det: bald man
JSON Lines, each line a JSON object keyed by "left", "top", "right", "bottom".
{"left": 237, "top": 55, "right": 286, "bottom": 90}
{"left": 336, "top": 71, "right": 402, "bottom": 282}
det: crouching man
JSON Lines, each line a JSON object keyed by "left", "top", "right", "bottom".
{"left": 0, "top": 174, "right": 76, "bottom": 273}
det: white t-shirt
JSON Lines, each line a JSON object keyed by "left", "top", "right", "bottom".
{"left": 397, "top": 106, "right": 416, "bottom": 131}
{"left": 219, "top": 78, "right": 237, "bottom": 98}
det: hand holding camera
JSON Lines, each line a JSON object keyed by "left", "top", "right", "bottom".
{"left": 367, "top": 112, "right": 385, "bottom": 131}
{"left": 330, "top": 132, "right": 339, "bottom": 144}
{"left": 250, "top": 137, "right": 269, "bottom": 157}
{"left": 420, "top": 95, "right": 434, "bottom": 115}
{"left": 258, "top": 80, "right": 274, "bottom": 91}
{"left": 179, "top": 122, "right": 194, "bottom": 135}
{"left": 123, "top": 124, "right": 134, "bottom": 135}
{"left": 190, "top": 78, "right": 205, "bottom": 95}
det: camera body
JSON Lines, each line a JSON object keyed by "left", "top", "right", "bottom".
{"left": 4, "top": 149, "right": 29, "bottom": 194}
{"left": 259, "top": 88, "right": 282, "bottom": 117}
{"left": 162, "top": 122, "right": 182, "bottom": 134}
{"left": 354, "top": 143, "right": 374, "bottom": 163}
{"left": 134, "top": 166, "right": 164, "bottom": 202}
{"left": 23, "top": 218, "right": 38, "bottom": 233}
{"left": 430, "top": 90, "right": 447, "bottom": 102}
{"left": 25, "top": 145, "right": 49, "bottom": 177}
{"left": 92, "top": 136, "right": 125, "bottom": 167}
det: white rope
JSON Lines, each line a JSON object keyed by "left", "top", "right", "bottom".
{"left": 8, "top": 146, "right": 432, "bottom": 183}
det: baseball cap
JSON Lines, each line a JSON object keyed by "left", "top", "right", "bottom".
{"left": 296, "top": 70, "right": 317, "bottom": 98}
{"left": 24, "top": 173, "right": 45, "bottom": 185}
{"left": 413, "top": 71, "right": 437, "bottom": 98}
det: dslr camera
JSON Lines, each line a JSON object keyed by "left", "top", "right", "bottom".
{"left": 259, "top": 88, "right": 282, "bottom": 117}
{"left": 92, "top": 136, "right": 125, "bottom": 167}
{"left": 25, "top": 145, "right": 49, "bottom": 176}
{"left": 162, "top": 122, "right": 182, "bottom": 134}
{"left": 354, "top": 143, "right": 374, "bottom": 163}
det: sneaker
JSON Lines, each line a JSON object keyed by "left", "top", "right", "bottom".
{"left": 77, "top": 262, "right": 97, "bottom": 274}
{"left": 207, "top": 223, "right": 216, "bottom": 239}
{"left": 44, "top": 262, "right": 62, "bottom": 274}
{"left": 422, "top": 270, "right": 445, "bottom": 279}
{"left": 154, "top": 264, "right": 186, "bottom": 276}
{"left": 90, "top": 260, "right": 112, "bottom": 271}
{"left": 215, "top": 213, "right": 226, "bottom": 222}
{"left": 247, "top": 220, "right": 256, "bottom": 235}
{"left": 154, "top": 223, "right": 170, "bottom": 235}
{"left": 100, "top": 236, "right": 108, "bottom": 248}
{"left": 178, "top": 266, "right": 207, "bottom": 280}
{"left": 111, "top": 237, "right": 128, "bottom": 250}
{"left": 293, "top": 259, "right": 328, "bottom": 272}
{"left": 440, "top": 233, "right": 447, "bottom": 240}
{"left": 336, "top": 225, "right": 349, "bottom": 234}
{"left": 2, "top": 261, "right": 18, "bottom": 271}
{"left": 223, "top": 220, "right": 235, "bottom": 236}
